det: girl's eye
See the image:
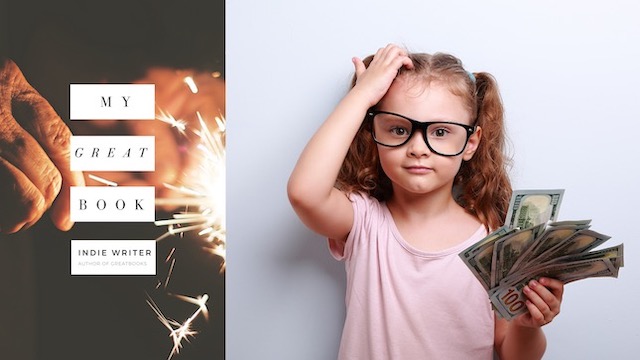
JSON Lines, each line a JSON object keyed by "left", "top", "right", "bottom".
{"left": 432, "top": 128, "right": 450, "bottom": 137}
{"left": 390, "top": 127, "right": 409, "bottom": 136}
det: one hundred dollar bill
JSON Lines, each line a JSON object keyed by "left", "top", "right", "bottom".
{"left": 459, "top": 227, "right": 516, "bottom": 290}
{"left": 504, "top": 189, "right": 565, "bottom": 229}
{"left": 491, "top": 223, "right": 545, "bottom": 288}
{"left": 508, "top": 224, "right": 585, "bottom": 274}
{"left": 530, "top": 229, "right": 610, "bottom": 265}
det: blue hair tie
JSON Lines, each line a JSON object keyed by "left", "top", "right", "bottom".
{"left": 467, "top": 71, "right": 476, "bottom": 84}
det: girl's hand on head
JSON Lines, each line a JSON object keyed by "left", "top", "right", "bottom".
{"left": 351, "top": 44, "right": 413, "bottom": 107}
{"left": 513, "top": 277, "right": 564, "bottom": 328}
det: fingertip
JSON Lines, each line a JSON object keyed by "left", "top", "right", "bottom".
{"left": 70, "top": 170, "right": 86, "bottom": 188}
{"left": 2, "top": 222, "right": 27, "bottom": 235}
{"left": 353, "top": 58, "right": 366, "bottom": 78}
{"left": 60, "top": 218, "right": 75, "bottom": 232}
{"left": 50, "top": 201, "right": 73, "bottom": 232}
{"left": 538, "top": 277, "right": 557, "bottom": 287}
{"left": 404, "top": 57, "right": 415, "bottom": 69}
{"left": 49, "top": 179, "right": 74, "bottom": 232}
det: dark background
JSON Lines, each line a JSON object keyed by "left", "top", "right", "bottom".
{"left": 0, "top": 1, "right": 225, "bottom": 359}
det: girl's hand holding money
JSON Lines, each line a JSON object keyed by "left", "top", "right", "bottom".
{"left": 495, "top": 277, "right": 564, "bottom": 359}
{"left": 515, "top": 277, "right": 564, "bottom": 328}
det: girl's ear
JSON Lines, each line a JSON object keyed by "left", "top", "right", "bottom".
{"left": 462, "top": 126, "right": 482, "bottom": 161}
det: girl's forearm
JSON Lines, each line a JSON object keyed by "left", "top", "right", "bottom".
{"left": 498, "top": 325, "right": 546, "bottom": 360}
{"left": 287, "top": 89, "right": 371, "bottom": 206}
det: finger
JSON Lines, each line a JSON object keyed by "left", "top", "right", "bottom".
{"left": 382, "top": 43, "right": 402, "bottom": 57}
{"left": 387, "top": 54, "right": 414, "bottom": 73}
{"left": 10, "top": 69, "right": 85, "bottom": 231}
{"left": 530, "top": 278, "right": 561, "bottom": 313}
{"left": 371, "top": 45, "right": 413, "bottom": 74}
{"left": 400, "top": 55, "right": 414, "bottom": 70}
{"left": 50, "top": 174, "right": 83, "bottom": 231}
{"left": 381, "top": 44, "right": 406, "bottom": 63}
{"left": 0, "top": 156, "right": 46, "bottom": 233}
{"left": 524, "top": 280, "right": 554, "bottom": 316}
{"left": 524, "top": 299, "right": 546, "bottom": 326}
{"left": 382, "top": 45, "right": 412, "bottom": 68}
{"left": 352, "top": 57, "right": 367, "bottom": 79}
{"left": 0, "top": 113, "right": 62, "bottom": 210}
{"left": 369, "top": 45, "right": 394, "bottom": 68}
{"left": 539, "top": 277, "right": 564, "bottom": 300}
{"left": 16, "top": 106, "right": 84, "bottom": 231}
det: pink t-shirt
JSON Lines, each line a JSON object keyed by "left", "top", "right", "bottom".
{"left": 328, "top": 193, "right": 495, "bottom": 360}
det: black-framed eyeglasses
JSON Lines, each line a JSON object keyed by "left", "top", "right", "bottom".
{"left": 367, "top": 110, "right": 476, "bottom": 157}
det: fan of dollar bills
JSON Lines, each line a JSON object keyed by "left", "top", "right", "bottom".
{"left": 459, "top": 189, "right": 624, "bottom": 320}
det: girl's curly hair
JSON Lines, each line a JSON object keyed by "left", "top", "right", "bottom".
{"left": 336, "top": 52, "right": 512, "bottom": 231}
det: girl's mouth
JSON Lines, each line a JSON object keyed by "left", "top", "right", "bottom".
{"left": 405, "top": 165, "right": 433, "bottom": 174}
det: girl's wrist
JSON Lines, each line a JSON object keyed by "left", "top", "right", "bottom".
{"left": 344, "top": 86, "right": 378, "bottom": 110}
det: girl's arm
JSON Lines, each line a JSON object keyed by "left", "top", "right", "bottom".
{"left": 494, "top": 277, "right": 564, "bottom": 360}
{"left": 287, "top": 44, "right": 412, "bottom": 241}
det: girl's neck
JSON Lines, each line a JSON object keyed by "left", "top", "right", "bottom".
{"left": 385, "top": 186, "right": 483, "bottom": 252}
{"left": 387, "top": 186, "right": 459, "bottom": 220}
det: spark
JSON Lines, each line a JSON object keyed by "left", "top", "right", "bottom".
{"left": 183, "top": 76, "right": 199, "bottom": 93}
{"left": 156, "top": 108, "right": 187, "bottom": 135}
{"left": 88, "top": 174, "right": 118, "bottom": 187}
{"left": 164, "top": 258, "right": 176, "bottom": 290}
{"left": 147, "top": 293, "right": 209, "bottom": 360}
{"left": 171, "top": 293, "right": 210, "bottom": 321}
{"left": 165, "top": 248, "right": 176, "bottom": 262}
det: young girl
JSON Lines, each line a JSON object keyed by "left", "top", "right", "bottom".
{"left": 288, "top": 44, "right": 564, "bottom": 359}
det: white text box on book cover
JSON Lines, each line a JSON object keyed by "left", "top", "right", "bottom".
{"left": 70, "top": 136, "right": 155, "bottom": 171}
{"left": 69, "top": 84, "right": 155, "bottom": 120}
{"left": 70, "top": 186, "right": 155, "bottom": 222}
{"left": 71, "top": 240, "right": 156, "bottom": 275}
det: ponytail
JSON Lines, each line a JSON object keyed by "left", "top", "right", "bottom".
{"left": 455, "top": 72, "right": 512, "bottom": 231}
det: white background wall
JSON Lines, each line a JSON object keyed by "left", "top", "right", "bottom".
{"left": 227, "top": 1, "right": 640, "bottom": 358}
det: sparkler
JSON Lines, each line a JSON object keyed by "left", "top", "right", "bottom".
{"left": 150, "top": 74, "right": 226, "bottom": 359}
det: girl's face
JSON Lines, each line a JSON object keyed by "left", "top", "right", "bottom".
{"left": 376, "top": 78, "right": 481, "bottom": 199}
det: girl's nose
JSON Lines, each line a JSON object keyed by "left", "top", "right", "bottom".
{"left": 406, "top": 130, "right": 431, "bottom": 157}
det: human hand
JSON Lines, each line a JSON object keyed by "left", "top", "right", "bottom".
{"left": 76, "top": 67, "right": 225, "bottom": 199}
{"left": 0, "top": 58, "right": 85, "bottom": 234}
{"left": 513, "top": 277, "right": 564, "bottom": 328}
{"left": 351, "top": 44, "right": 414, "bottom": 108}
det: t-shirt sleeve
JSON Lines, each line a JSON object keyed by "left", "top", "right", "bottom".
{"left": 327, "top": 192, "right": 373, "bottom": 261}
